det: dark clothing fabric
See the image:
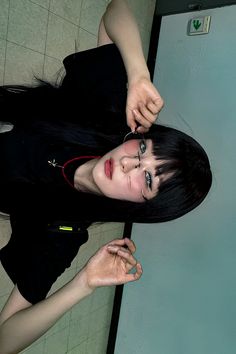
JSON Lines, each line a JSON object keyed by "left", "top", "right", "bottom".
{"left": 62, "top": 43, "right": 127, "bottom": 115}
{"left": 0, "top": 44, "right": 127, "bottom": 304}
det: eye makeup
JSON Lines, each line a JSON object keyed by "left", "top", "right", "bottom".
{"left": 123, "top": 137, "right": 155, "bottom": 199}
{"left": 139, "top": 140, "right": 153, "bottom": 191}
{"left": 139, "top": 139, "right": 146, "bottom": 154}
{"left": 145, "top": 171, "right": 152, "bottom": 190}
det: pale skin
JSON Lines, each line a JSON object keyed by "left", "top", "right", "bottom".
{"left": 75, "top": 138, "right": 163, "bottom": 202}
{"left": 100, "top": 0, "right": 164, "bottom": 133}
{"left": 0, "top": 238, "right": 142, "bottom": 354}
{"left": 0, "top": 1, "right": 163, "bottom": 352}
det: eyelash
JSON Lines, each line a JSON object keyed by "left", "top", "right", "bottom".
{"left": 139, "top": 139, "right": 146, "bottom": 154}
{"left": 145, "top": 171, "right": 152, "bottom": 189}
{"left": 138, "top": 140, "right": 153, "bottom": 190}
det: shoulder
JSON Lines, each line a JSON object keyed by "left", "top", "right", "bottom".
{"left": 62, "top": 43, "right": 120, "bottom": 70}
{"left": 61, "top": 44, "right": 127, "bottom": 106}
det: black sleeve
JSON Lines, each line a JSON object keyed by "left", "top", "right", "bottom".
{"left": 61, "top": 44, "right": 128, "bottom": 116}
{"left": 0, "top": 215, "right": 88, "bottom": 304}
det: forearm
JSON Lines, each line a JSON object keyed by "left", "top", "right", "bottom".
{"left": 103, "top": 0, "right": 150, "bottom": 83}
{"left": 0, "top": 272, "right": 93, "bottom": 354}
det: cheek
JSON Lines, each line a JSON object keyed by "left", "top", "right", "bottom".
{"left": 126, "top": 173, "right": 145, "bottom": 199}
{"left": 132, "top": 174, "right": 145, "bottom": 191}
{"left": 123, "top": 140, "right": 139, "bottom": 155}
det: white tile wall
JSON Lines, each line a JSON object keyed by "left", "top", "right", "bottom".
{"left": 0, "top": 0, "right": 156, "bottom": 352}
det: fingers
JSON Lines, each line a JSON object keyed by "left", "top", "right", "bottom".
{"left": 126, "top": 107, "right": 137, "bottom": 133}
{"left": 107, "top": 240, "right": 138, "bottom": 269}
{"left": 108, "top": 237, "right": 136, "bottom": 254}
{"left": 126, "top": 101, "right": 161, "bottom": 133}
{"left": 107, "top": 245, "right": 143, "bottom": 282}
{"left": 129, "top": 262, "right": 143, "bottom": 281}
{"left": 89, "top": 238, "right": 143, "bottom": 286}
{"left": 147, "top": 99, "right": 164, "bottom": 115}
{"left": 145, "top": 85, "right": 164, "bottom": 112}
{"left": 124, "top": 237, "right": 136, "bottom": 253}
{"left": 126, "top": 77, "right": 164, "bottom": 133}
{"left": 133, "top": 106, "right": 154, "bottom": 129}
{"left": 107, "top": 245, "right": 137, "bottom": 266}
{"left": 136, "top": 125, "right": 149, "bottom": 134}
{"left": 129, "top": 99, "right": 163, "bottom": 132}
{"left": 123, "top": 262, "right": 143, "bottom": 283}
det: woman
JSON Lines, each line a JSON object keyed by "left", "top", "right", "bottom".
{"left": 0, "top": 1, "right": 212, "bottom": 352}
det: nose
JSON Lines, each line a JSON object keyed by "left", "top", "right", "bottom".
{"left": 120, "top": 156, "right": 140, "bottom": 173}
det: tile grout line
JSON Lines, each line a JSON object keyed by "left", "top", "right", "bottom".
{"left": 3, "top": 0, "right": 11, "bottom": 84}
{"left": 42, "top": 0, "right": 51, "bottom": 80}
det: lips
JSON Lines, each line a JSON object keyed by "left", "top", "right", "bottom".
{"left": 105, "top": 158, "right": 113, "bottom": 179}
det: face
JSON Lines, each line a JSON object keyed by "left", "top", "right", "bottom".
{"left": 91, "top": 139, "right": 164, "bottom": 203}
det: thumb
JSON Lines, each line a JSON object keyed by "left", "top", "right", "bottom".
{"left": 126, "top": 108, "right": 137, "bottom": 133}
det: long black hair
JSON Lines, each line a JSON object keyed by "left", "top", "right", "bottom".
{"left": 0, "top": 83, "right": 212, "bottom": 223}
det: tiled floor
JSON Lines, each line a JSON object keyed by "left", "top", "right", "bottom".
{"left": 0, "top": 0, "right": 156, "bottom": 353}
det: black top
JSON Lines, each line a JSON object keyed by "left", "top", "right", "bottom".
{"left": 0, "top": 44, "right": 128, "bottom": 304}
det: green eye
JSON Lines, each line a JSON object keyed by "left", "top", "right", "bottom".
{"left": 139, "top": 139, "right": 146, "bottom": 154}
{"left": 145, "top": 171, "right": 152, "bottom": 190}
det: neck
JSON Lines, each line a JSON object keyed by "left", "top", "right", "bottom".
{"left": 74, "top": 158, "right": 101, "bottom": 195}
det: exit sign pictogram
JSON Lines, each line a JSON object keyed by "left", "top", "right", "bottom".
{"left": 188, "top": 16, "right": 211, "bottom": 35}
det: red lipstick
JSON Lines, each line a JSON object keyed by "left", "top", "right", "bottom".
{"left": 105, "top": 158, "right": 113, "bottom": 179}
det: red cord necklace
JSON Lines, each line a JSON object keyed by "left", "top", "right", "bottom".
{"left": 48, "top": 155, "right": 100, "bottom": 189}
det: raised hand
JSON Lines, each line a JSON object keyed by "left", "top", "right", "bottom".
{"left": 126, "top": 76, "right": 164, "bottom": 133}
{"left": 81, "top": 238, "right": 143, "bottom": 290}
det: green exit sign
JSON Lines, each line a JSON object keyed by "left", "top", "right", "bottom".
{"left": 188, "top": 16, "right": 211, "bottom": 35}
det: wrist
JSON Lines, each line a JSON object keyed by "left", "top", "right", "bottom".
{"left": 128, "top": 71, "right": 151, "bottom": 91}
{"left": 127, "top": 61, "right": 150, "bottom": 85}
{"left": 72, "top": 269, "right": 95, "bottom": 297}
